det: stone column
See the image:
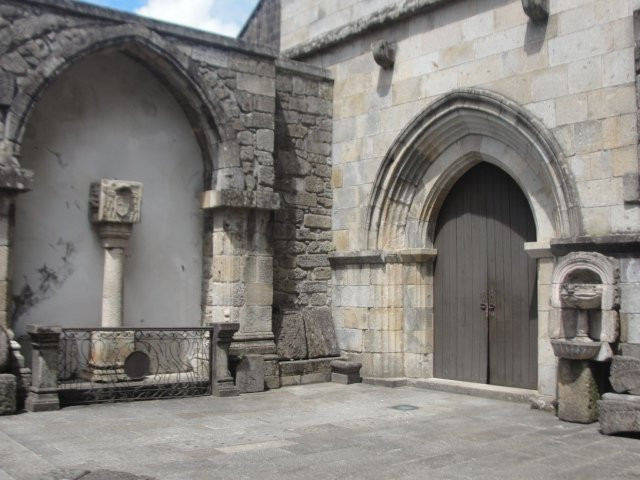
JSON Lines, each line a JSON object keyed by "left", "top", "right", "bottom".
{"left": 96, "top": 222, "right": 132, "bottom": 328}
{"left": 84, "top": 180, "right": 142, "bottom": 382}
{"left": 202, "top": 190, "right": 281, "bottom": 390}
{"left": 211, "top": 321, "right": 239, "bottom": 396}
{"left": 25, "top": 325, "right": 61, "bottom": 412}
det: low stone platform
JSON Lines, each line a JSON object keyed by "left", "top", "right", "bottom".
{"left": 278, "top": 357, "right": 337, "bottom": 386}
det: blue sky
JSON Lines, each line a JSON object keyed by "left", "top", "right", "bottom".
{"left": 79, "top": 0, "right": 259, "bottom": 37}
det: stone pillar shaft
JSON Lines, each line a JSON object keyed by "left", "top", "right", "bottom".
{"left": 101, "top": 247, "right": 125, "bottom": 328}
{"left": 102, "top": 248, "right": 124, "bottom": 327}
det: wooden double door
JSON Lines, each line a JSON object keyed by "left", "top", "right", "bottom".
{"left": 433, "top": 163, "right": 537, "bottom": 389}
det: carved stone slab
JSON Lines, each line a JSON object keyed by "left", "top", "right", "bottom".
{"left": 599, "top": 393, "right": 640, "bottom": 435}
{"left": 274, "top": 311, "right": 307, "bottom": 360}
{"left": 90, "top": 179, "right": 143, "bottom": 224}
{"left": 610, "top": 356, "right": 640, "bottom": 395}
{"left": 304, "top": 307, "right": 340, "bottom": 359}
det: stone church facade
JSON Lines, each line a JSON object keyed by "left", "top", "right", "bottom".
{"left": 0, "top": 0, "right": 639, "bottom": 419}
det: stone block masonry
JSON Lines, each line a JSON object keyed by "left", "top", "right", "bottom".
{"left": 272, "top": 59, "right": 339, "bottom": 374}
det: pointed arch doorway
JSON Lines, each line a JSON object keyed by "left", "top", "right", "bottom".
{"left": 433, "top": 162, "right": 538, "bottom": 389}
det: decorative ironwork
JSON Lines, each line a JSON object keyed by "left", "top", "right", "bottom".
{"left": 57, "top": 327, "right": 213, "bottom": 405}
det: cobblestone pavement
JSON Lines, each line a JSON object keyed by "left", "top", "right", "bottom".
{"left": 0, "top": 383, "right": 638, "bottom": 480}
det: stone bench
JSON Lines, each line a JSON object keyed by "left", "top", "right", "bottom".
{"left": 330, "top": 360, "right": 362, "bottom": 385}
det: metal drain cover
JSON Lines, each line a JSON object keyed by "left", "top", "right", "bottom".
{"left": 389, "top": 404, "right": 418, "bottom": 411}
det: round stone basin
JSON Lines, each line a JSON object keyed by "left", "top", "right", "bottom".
{"left": 560, "top": 283, "right": 602, "bottom": 309}
{"left": 551, "top": 339, "right": 601, "bottom": 360}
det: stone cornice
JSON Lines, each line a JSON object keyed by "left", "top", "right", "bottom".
{"left": 328, "top": 248, "right": 437, "bottom": 266}
{"left": 16, "top": 0, "right": 277, "bottom": 59}
{"left": 550, "top": 235, "right": 640, "bottom": 256}
{"left": 283, "top": 0, "right": 452, "bottom": 60}
{"left": 201, "top": 189, "right": 281, "bottom": 211}
{"left": 275, "top": 58, "right": 334, "bottom": 82}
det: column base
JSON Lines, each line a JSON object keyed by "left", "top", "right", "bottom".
{"left": 213, "top": 376, "right": 239, "bottom": 397}
{"left": 25, "top": 391, "right": 59, "bottom": 412}
{"left": 81, "top": 366, "right": 128, "bottom": 383}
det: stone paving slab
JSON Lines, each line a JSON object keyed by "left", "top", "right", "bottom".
{"left": 0, "top": 383, "right": 638, "bottom": 479}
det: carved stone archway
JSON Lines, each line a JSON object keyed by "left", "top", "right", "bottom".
{"left": 360, "top": 88, "right": 581, "bottom": 395}
{"left": 366, "top": 88, "right": 582, "bottom": 250}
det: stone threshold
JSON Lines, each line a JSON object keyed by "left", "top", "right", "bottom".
{"left": 363, "top": 377, "right": 537, "bottom": 404}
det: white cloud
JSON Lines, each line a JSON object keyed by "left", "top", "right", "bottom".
{"left": 136, "top": 0, "right": 241, "bottom": 36}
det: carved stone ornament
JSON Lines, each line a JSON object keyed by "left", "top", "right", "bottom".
{"left": 371, "top": 40, "right": 396, "bottom": 69}
{"left": 90, "top": 179, "right": 143, "bottom": 224}
{"left": 549, "top": 252, "right": 620, "bottom": 362}
{"left": 521, "top": 0, "right": 549, "bottom": 21}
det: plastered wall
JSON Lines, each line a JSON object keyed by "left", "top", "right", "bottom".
{"left": 12, "top": 51, "right": 204, "bottom": 343}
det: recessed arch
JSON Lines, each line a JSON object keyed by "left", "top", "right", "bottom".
{"left": 6, "top": 24, "right": 243, "bottom": 190}
{"left": 366, "top": 88, "right": 582, "bottom": 249}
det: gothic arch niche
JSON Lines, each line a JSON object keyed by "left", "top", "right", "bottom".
{"left": 367, "top": 89, "right": 581, "bottom": 394}
{"left": 6, "top": 29, "right": 243, "bottom": 191}
{"left": 12, "top": 49, "right": 207, "bottom": 343}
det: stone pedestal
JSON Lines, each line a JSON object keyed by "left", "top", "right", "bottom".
{"left": 557, "top": 359, "right": 600, "bottom": 423}
{"left": 25, "top": 325, "right": 61, "bottom": 412}
{"left": 598, "top": 393, "right": 640, "bottom": 435}
{"left": 211, "top": 322, "right": 239, "bottom": 397}
{"left": 236, "top": 354, "right": 265, "bottom": 393}
{"left": 83, "top": 331, "right": 134, "bottom": 383}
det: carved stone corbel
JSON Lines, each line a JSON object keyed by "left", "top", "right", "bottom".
{"left": 522, "top": 0, "right": 549, "bottom": 21}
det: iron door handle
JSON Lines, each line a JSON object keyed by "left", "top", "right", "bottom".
{"left": 480, "top": 303, "right": 487, "bottom": 310}
{"left": 488, "top": 304, "right": 495, "bottom": 312}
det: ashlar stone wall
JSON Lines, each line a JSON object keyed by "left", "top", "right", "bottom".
{"left": 280, "top": 0, "right": 398, "bottom": 52}
{"left": 281, "top": 0, "right": 640, "bottom": 392}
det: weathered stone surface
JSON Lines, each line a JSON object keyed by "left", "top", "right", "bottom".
{"left": 371, "top": 40, "right": 395, "bottom": 69}
{"left": 621, "top": 343, "right": 640, "bottom": 359}
{"left": 623, "top": 173, "right": 640, "bottom": 204}
{"left": 598, "top": 393, "right": 640, "bottom": 435}
{"left": 557, "top": 359, "right": 600, "bottom": 423}
{"left": 279, "top": 357, "right": 333, "bottom": 376}
{"left": 235, "top": 354, "right": 265, "bottom": 393}
{"left": 0, "top": 326, "right": 9, "bottom": 373}
{"left": 0, "top": 373, "right": 16, "bottom": 415}
{"left": 521, "top": 0, "right": 548, "bottom": 21}
{"left": 610, "top": 356, "right": 640, "bottom": 395}
{"left": 304, "top": 307, "right": 340, "bottom": 358}
{"left": 331, "top": 359, "right": 362, "bottom": 384}
{"left": 0, "top": 71, "right": 14, "bottom": 106}
{"left": 274, "top": 311, "right": 307, "bottom": 360}
{"left": 551, "top": 339, "right": 601, "bottom": 360}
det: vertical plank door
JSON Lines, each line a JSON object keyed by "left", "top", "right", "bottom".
{"left": 433, "top": 163, "right": 537, "bottom": 389}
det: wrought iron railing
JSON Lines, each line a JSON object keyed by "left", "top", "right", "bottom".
{"left": 57, "top": 327, "right": 213, "bottom": 405}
